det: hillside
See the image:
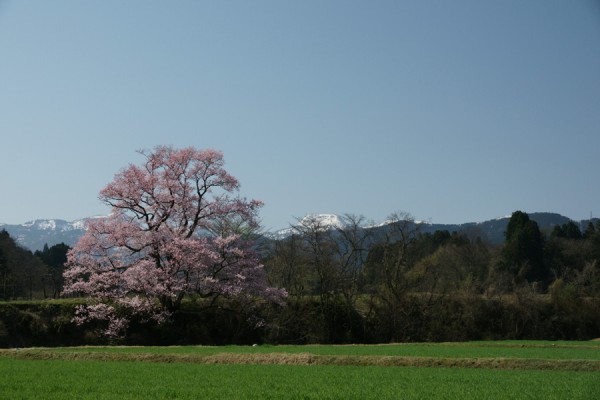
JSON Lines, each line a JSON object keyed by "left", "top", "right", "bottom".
{"left": 0, "top": 212, "right": 593, "bottom": 251}
{"left": 268, "top": 212, "right": 584, "bottom": 245}
{"left": 0, "top": 218, "right": 89, "bottom": 251}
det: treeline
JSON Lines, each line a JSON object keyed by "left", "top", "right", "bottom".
{"left": 261, "top": 211, "right": 600, "bottom": 343}
{"left": 265, "top": 211, "right": 600, "bottom": 299}
{"left": 0, "top": 230, "right": 69, "bottom": 300}
{"left": 1, "top": 210, "right": 600, "bottom": 345}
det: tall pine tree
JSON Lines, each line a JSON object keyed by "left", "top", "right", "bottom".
{"left": 503, "top": 211, "right": 548, "bottom": 285}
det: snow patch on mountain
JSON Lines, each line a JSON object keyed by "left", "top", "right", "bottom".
{"left": 2, "top": 212, "right": 584, "bottom": 251}
{"left": 298, "top": 213, "right": 349, "bottom": 229}
{"left": 269, "top": 213, "right": 360, "bottom": 239}
{"left": 38, "top": 220, "right": 56, "bottom": 230}
{"left": 0, "top": 217, "right": 101, "bottom": 251}
{"left": 18, "top": 219, "right": 91, "bottom": 232}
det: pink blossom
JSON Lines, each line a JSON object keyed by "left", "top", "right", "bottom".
{"left": 63, "top": 146, "right": 286, "bottom": 337}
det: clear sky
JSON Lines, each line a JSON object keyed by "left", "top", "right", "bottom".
{"left": 1, "top": 1, "right": 599, "bottom": 231}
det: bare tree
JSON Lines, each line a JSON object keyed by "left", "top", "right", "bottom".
{"left": 265, "top": 233, "right": 311, "bottom": 297}
{"left": 364, "top": 212, "right": 420, "bottom": 303}
{"left": 360, "top": 212, "right": 422, "bottom": 340}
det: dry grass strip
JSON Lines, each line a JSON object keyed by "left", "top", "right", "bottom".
{"left": 2, "top": 349, "right": 599, "bottom": 372}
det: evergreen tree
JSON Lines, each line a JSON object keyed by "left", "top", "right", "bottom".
{"left": 0, "top": 245, "right": 5, "bottom": 300}
{"left": 35, "top": 242, "right": 70, "bottom": 298}
{"left": 552, "top": 221, "right": 582, "bottom": 240}
{"left": 0, "top": 230, "right": 48, "bottom": 299}
{"left": 503, "top": 211, "right": 548, "bottom": 285}
{"left": 583, "top": 222, "right": 596, "bottom": 239}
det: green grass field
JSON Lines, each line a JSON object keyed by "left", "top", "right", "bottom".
{"left": 1, "top": 341, "right": 599, "bottom": 399}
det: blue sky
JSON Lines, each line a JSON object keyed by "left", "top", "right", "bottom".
{"left": 1, "top": 1, "right": 599, "bottom": 231}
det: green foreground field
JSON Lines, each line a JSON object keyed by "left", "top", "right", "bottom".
{"left": 1, "top": 341, "right": 599, "bottom": 399}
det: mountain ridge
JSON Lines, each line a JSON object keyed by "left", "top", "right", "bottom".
{"left": 0, "top": 212, "right": 594, "bottom": 251}
{"left": 269, "top": 212, "right": 581, "bottom": 244}
{"left": 0, "top": 217, "right": 94, "bottom": 251}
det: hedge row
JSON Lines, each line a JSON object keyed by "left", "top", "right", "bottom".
{"left": 1, "top": 294, "right": 599, "bottom": 348}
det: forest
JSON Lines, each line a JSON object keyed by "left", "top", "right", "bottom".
{"left": 1, "top": 209, "right": 600, "bottom": 346}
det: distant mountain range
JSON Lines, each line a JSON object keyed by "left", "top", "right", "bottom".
{"left": 0, "top": 218, "right": 94, "bottom": 251}
{"left": 0, "top": 212, "right": 595, "bottom": 251}
{"left": 269, "top": 212, "right": 585, "bottom": 245}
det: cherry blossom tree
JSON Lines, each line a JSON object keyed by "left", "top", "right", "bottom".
{"left": 63, "top": 146, "right": 286, "bottom": 337}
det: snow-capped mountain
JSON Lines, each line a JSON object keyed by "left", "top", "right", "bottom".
{"left": 0, "top": 218, "right": 94, "bottom": 251}
{"left": 269, "top": 213, "right": 354, "bottom": 240}
{"left": 0, "top": 212, "right": 590, "bottom": 251}
{"left": 299, "top": 213, "right": 349, "bottom": 229}
{"left": 268, "top": 212, "right": 584, "bottom": 244}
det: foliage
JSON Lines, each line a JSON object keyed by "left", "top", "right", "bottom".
{"left": 34, "top": 243, "right": 70, "bottom": 298}
{"left": 2, "top": 288, "right": 600, "bottom": 346}
{"left": 261, "top": 210, "right": 600, "bottom": 344}
{"left": 3, "top": 204, "right": 600, "bottom": 344}
{"left": 62, "top": 146, "right": 286, "bottom": 337}
{"left": 0, "top": 230, "right": 48, "bottom": 300}
{"left": 502, "top": 211, "right": 548, "bottom": 284}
